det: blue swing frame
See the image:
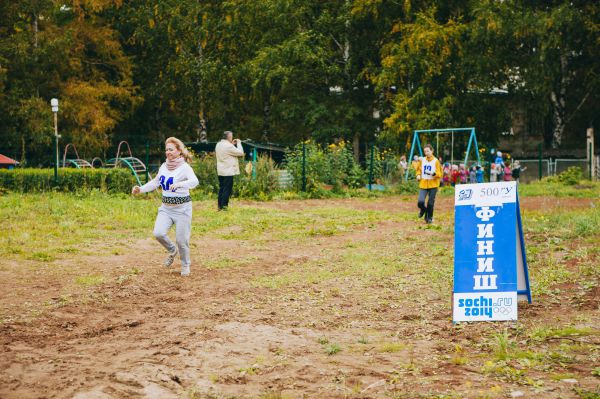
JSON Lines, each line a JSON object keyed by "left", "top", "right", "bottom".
{"left": 405, "top": 127, "right": 481, "bottom": 181}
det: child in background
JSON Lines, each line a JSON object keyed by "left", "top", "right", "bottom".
{"left": 494, "top": 151, "right": 504, "bottom": 166}
{"left": 490, "top": 163, "right": 497, "bottom": 182}
{"left": 469, "top": 165, "right": 477, "bottom": 183}
{"left": 476, "top": 165, "right": 484, "bottom": 183}
{"left": 411, "top": 155, "right": 421, "bottom": 172}
{"left": 503, "top": 164, "right": 512, "bottom": 181}
{"left": 511, "top": 160, "right": 526, "bottom": 183}
{"left": 459, "top": 164, "right": 468, "bottom": 184}
{"left": 451, "top": 164, "right": 460, "bottom": 186}
{"left": 442, "top": 162, "right": 451, "bottom": 186}
{"left": 416, "top": 144, "right": 442, "bottom": 224}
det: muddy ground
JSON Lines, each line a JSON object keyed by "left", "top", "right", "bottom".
{"left": 1, "top": 195, "right": 598, "bottom": 398}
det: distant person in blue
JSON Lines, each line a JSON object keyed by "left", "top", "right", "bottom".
{"left": 476, "top": 165, "right": 484, "bottom": 183}
{"left": 494, "top": 151, "right": 504, "bottom": 166}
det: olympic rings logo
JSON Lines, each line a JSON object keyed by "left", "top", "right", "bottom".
{"left": 493, "top": 306, "right": 512, "bottom": 315}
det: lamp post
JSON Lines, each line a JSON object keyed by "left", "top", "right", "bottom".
{"left": 50, "top": 98, "right": 60, "bottom": 183}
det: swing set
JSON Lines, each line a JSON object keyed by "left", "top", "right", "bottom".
{"left": 405, "top": 127, "right": 481, "bottom": 181}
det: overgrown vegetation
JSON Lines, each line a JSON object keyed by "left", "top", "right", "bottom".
{"left": 0, "top": 168, "right": 136, "bottom": 193}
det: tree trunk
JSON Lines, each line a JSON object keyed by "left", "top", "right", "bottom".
{"left": 32, "top": 12, "right": 38, "bottom": 48}
{"left": 197, "top": 36, "right": 207, "bottom": 142}
{"left": 550, "top": 90, "right": 566, "bottom": 148}
{"left": 20, "top": 134, "right": 26, "bottom": 165}
{"left": 549, "top": 53, "right": 569, "bottom": 149}
{"left": 353, "top": 132, "right": 360, "bottom": 162}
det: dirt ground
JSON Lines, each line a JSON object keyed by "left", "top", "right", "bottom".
{"left": 0, "top": 195, "right": 598, "bottom": 399}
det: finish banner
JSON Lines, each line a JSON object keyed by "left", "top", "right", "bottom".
{"left": 453, "top": 181, "right": 531, "bottom": 322}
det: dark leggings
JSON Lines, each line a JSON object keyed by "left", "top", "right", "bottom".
{"left": 418, "top": 188, "right": 438, "bottom": 220}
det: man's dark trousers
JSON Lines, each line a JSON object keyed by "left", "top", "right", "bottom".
{"left": 218, "top": 175, "right": 234, "bottom": 209}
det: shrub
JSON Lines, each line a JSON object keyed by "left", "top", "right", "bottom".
{"left": 191, "top": 153, "right": 219, "bottom": 194}
{"left": 0, "top": 168, "right": 136, "bottom": 193}
{"left": 191, "top": 153, "right": 280, "bottom": 199}
{"left": 557, "top": 166, "right": 584, "bottom": 185}
{"left": 365, "top": 147, "right": 402, "bottom": 185}
{"left": 235, "top": 156, "right": 280, "bottom": 200}
{"left": 284, "top": 140, "right": 365, "bottom": 193}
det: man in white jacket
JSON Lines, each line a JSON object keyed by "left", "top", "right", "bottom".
{"left": 215, "top": 131, "right": 244, "bottom": 210}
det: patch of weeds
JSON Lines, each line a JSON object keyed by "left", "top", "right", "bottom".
{"left": 573, "top": 387, "right": 600, "bottom": 399}
{"left": 205, "top": 255, "right": 259, "bottom": 270}
{"left": 46, "top": 294, "right": 71, "bottom": 308}
{"left": 546, "top": 350, "right": 576, "bottom": 365}
{"left": 530, "top": 257, "right": 573, "bottom": 297}
{"left": 75, "top": 274, "right": 104, "bottom": 287}
{"left": 28, "top": 251, "right": 56, "bottom": 262}
{"left": 7, "top": 247, "right": 23, "bottom": 255}
{"left": 377, "top": 342, "right": 405, "bottom": 353}
{"left": 57, "top": 247, "right": 77, "bottom": 254}
{"left": 238, "top": 365, "right": 260, "bottom": 375}
{"left": 482, "top": 361, "right": 526, "bottom": 383}
{"left": 450, "top": 356, "right": 468, "bottom": 365}
{"left": 191, "top": 391, "right": 239, "bottom": 399}
{"left": 324, "top": 343, "right": 341, "bottom": 355}
{"left": 492, "top": 330, "right": 515, "bottom": 361}
{"left": 317, "top": 336, "right": 329, "bottom": 345}
{"left": 348, "top": 381, "right": 362, "bottom": 393}
{"left": 530, "top": 325, "right": 596, "bottom": 341}
{"left": 489, "top": 330, "right": 543, "bottom": 364}
{"left": 397, "top": 360, "right": 420, "bottom": 374}
{"left": 272, "top": 347, "right": 285, "bottom": 356}
{"left": 259, "top": 392, "right": 292, "bottom": 399}
{"left": 550, "top": 372, "right": 577, "bottom": 381}
{"left": 358, "top": 336, "right": 369, "bottom": 344}
{"left": 117, "top": 267, "right": 141, "bottom": 284}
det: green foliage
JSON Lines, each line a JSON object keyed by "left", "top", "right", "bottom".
{"left": 191, "top": 154, "right": 219, "bottom": 195}
{"left": 191, "top": 154, "right": 280, "bottom": 199}
{"left": 0, "top": 168, "right": 136, "bottom": 193}
{"left": 377, "top": 9, "right": 467, "bottom": 142}
{"left": 235, "top": 156, "right": 280, "bottom": 200}
{"left": 324, "top": 343, "right": 341, "bottom": 355}
{"left": 284, "top": 140, "right": 365, "bottom": 193}
{"left": 557, "top": 166, "right": 584, "bottom": 185}
{"left": 519, "top": 180, "right": 600, "bottom": 198}
{"left": 0, "top": 1, "right": 139, "bottom": 164}
{"left": 1, "top": 0, "right": 598, "bottom": 164}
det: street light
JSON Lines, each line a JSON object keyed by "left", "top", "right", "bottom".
{"left": 50, "top": 98, "right": 60, "bottom": 183}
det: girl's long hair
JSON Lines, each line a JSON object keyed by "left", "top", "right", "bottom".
{"left": 165, "top": 137, "right": 193, "bottom": 163}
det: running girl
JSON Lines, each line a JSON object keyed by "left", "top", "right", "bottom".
{"left": 132, "top": 137, "right": 199, "bottom": 276}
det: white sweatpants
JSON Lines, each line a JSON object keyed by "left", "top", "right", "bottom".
{"left": 153, "top": 202, "right": 192, "bottom": 267}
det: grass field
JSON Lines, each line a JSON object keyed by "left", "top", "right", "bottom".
{"left": 0, "top": 186, "right": 599, "bottom": 398}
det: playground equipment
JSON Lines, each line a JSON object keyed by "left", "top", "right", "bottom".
{"left": 62, "top": 144, "right": 93, "bottom": 168}
{"left": 106, "top": 141, "right": 150, "bottom": 185}
{"left": 91, "top": 157, "right": 104, "bottom": 168}
{"left": 405, "top": 127, "right": 481, "bottom": 181}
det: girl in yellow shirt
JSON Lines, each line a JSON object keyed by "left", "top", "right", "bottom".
{"left": 416, "top": 144, "right": 443, "bottom": 224}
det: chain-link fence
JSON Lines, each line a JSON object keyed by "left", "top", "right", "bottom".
{"left": 515, "top": 159, "right": 552, "bottom": 183}
{"left": 553, "top": 158, "right": 591, "bottom": 177}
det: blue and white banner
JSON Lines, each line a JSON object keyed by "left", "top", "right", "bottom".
{"left": 453, "top": 182, "right": 531, "bottom": 322}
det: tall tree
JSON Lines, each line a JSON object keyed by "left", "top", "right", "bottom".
{"left": 0, "top": 0, "right": 138, "bottom": 164}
